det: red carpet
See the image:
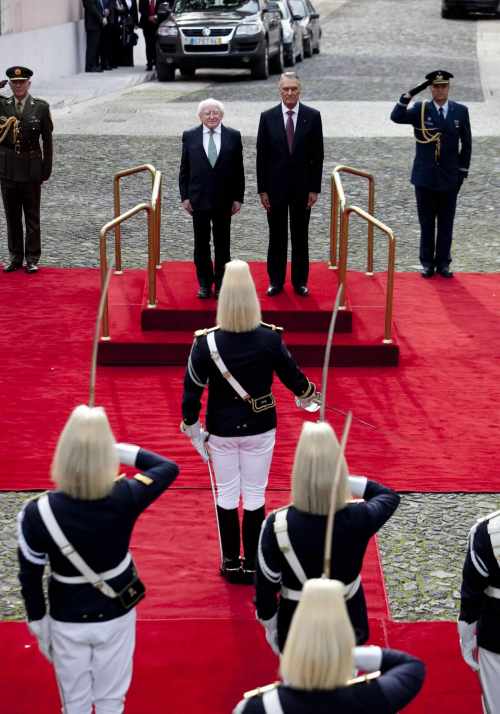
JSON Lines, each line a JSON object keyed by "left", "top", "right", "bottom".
{"left": 0, "top": 266, "right": 496, "bottom": 713}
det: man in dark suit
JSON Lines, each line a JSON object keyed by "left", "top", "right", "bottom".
{"left": 256, "top": 71, "right": 324, "bottom": 297}
{"left": 139, "top": 0, "right": 160, "bottom": 71}
{"left": 82, "top": 0, "right": 108, "bottom": 72}
{"left": 0, "top": 67, "right": 53, "bottom": 274}
{"left": 179, "top": 99, "right": 245, "bottom": 299}
{"left": 391, "top": 70, "right": 472, "bottom": 278}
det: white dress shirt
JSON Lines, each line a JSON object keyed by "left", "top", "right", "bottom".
{"left": 433, "top": 100, "right": 449, "bottom": 119}
{"left": 281, "top": 102, "right": 299, "bottom": 130}
{"left": 203, "top": 124, "right": 222, "bottom": 157}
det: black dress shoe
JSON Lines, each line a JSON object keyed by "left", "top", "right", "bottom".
{"left": 3, "top": 261, "right": 22, "bottom": 273}
{"left": 25, "top": 263, "right": 39, "bottom": 274}
{"left": 294, "top": 285, "right": 309, "bottom": 296}
{"left": 197, "top": 286, "right": 211, "bottom": 299}
{"left": 239, "top": 558, "right": 256, "bottom": 585}
{"left": 220, "top": 558, "right": 243, "bottom": 584}
{"left": 266, "top": 285, "right": 282, "bottom": 297}
{"left": 420, "top": 267, "right": 435, "bottom": 278}
{"left": 437, "top": 267, "right": 454, "bottom": 278}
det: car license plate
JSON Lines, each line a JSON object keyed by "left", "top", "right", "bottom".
{"left": 185, "top": 36, "right": 223, "bottom": 45}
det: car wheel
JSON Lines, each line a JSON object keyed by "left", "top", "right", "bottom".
{"left": 270, "top": 42, "right": 285, "bottom": 74}
{"left": 303, "top": 37, "right": 312, "bottom": 58}
{"left": 157, "top": 62, "right": 175, "bottom": 82}
{"left": 251, "top": 45, "right": 269, "bottom": 80}
{"left": 284, "top": 43, "right": 295, "bottom": 67}
{"left": 180, "top": 67, "right": 196, "bottom": 78}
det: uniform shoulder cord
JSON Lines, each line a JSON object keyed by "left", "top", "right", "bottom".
{"left": 415, "top": 100, "right": 441, "bottom": 161}
{"left": 0, "top": 116, "right": 19, "bottom": 145}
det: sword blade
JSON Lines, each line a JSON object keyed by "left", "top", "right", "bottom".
{"left": 319, "top": 284, "right": 344, "bottom": 423}
{"left": 89, "top": 264, "right": 113, "bottom": 407}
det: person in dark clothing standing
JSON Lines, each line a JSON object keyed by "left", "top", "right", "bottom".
{"left": 0, "top": 67, "right": 53, "bottom": 274}
{"left": 179, "top": 98, "right": 245, "bottom": 299}
{"left": 181, "top": 260, "right": 318, "bottom": 584}
{"left": 139, "top": 0, "right": 160, "bottom": 71}
{"left": 17, "top": 404, "right": 179, "bottom": 714}
{"left": 390, "top": 70, "right": 472, "bottom": 278}
{"left": 256, "top": 71, "right": 324, "bottom": 297}
{"left": 256, "top": 420, "right": 399, "bottom": 652}
{"left": 82, "top": 0, "right": 108, "bottom": 72}
{"left": 112, "top": 0, "right": 139, "bottom": 67}
{"left": 234, "top": 579, "right": 425, "bottom": 714}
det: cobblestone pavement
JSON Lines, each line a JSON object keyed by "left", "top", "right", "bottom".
{"left": 2, "top": 0, "right": 500, "bottom": 624}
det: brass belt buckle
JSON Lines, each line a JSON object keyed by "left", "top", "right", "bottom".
{"left": 14, "top": 143, "right": 21, "bottom": 156}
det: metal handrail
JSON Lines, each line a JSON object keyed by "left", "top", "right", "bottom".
{"left": 151, "top": 170, "right": 162, "bottom": 269}
{"left": 113, "top": 164, "right": 157, "bottom": 274}
{"left": 329, "top": 165, "right": 375, "bottom": 272}
{"left": 337, "top": 205, "right": 396, "bottom": 344}
{"left": 99, "top": 202, "right": 156, "bottom": 341}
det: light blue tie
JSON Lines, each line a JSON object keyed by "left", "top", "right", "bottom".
{"left": 207, "top": 130, "right": 218, "bottom": 168}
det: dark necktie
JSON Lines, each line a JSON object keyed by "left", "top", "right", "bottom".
{"left": 16, "top": 101, "right": 23, "bottom": 118}
{"left": 286, "top": 110, "right": 294, "bottom": 153}
{"left": 439, "top": 107, "right": 444, "bottom": 124}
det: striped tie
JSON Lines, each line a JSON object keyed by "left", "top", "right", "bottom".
{"left": 208, "top": 130, "right": 218, "bottom": 167}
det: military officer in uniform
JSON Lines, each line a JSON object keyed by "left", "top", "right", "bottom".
{"left": 233, "top": 578, "right": 425, "bottom": 713}
{"left": 458, "top": 508, "right": 500, "bottom": 713}
{"left": 17, "top": 404, "right": 179, "bottom": 714}
{"left": 255, "top": 420, "right": 399, "bottom": 652}
{"left": 391, "top": 70, "right": 471, "bottom": 278}
{"left": 0, "top": 66, "right": 53, "bottom": 273}
{"left": 181, "top": 260, "right": 318, "bottom": 584}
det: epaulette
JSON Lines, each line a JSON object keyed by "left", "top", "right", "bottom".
{"left": 23, "top": 490, "right": 49, "bottom": 506}
{"left": 114, "top": 473, "right": 126, "bottom": 482}
{"left": 272, "top": 504, "right": 292, "bottom": 516}
{"left": 260, "top": 321, "right": 283, "bottom": 332}
{"left": 134, "top": 474, "right": 154, "bottom": 486}
{"left": 32, "top": 97, "right": 49, "bottom": 106}
{"left": 243, "top": 682, "right": 280, "bottom": 699}
{"left": 347, "top": 671, "right": 381, "bottom": 686}
{"left": 194, "top": 325, "right": 220, "bottom": 338}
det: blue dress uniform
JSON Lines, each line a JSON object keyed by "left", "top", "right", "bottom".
{"left": 390, "top": 76, "right": 471, "bottom": 275}
{"left": 233, "top": 649, "right": 425, "bottom": 713}
{"left": 0, "top": 67, "right": 53, "bottom": 272}
{"left": 182, "top": 322, "right": 315, "bottom": 581}
{"left": 459, "top": 510, "right": 500, "bottom": 711}
{"left": 256, "top": 479, "right": 400, "bottom": 649}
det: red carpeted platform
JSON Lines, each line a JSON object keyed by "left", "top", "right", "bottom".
{"left": 97, "top": 262, "right": 400, "bottom": 367}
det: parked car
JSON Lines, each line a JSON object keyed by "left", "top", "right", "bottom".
{"left": 276, "top": 0, "right": 303, "bottom": 66}
{"left": 288, "top": 0, "right": 320, "bottom": 57}
{"left": 155, "top": 0, "right": 284, "bottom": 81}
{"left": 441, "top": 0, "right": 500, "bottom": 16}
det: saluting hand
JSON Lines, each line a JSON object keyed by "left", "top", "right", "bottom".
{"left": 0, "top": 79, "right": 7, "bottom": 89}
{"left": 231, "top": 201, "right": 241, "bottom": 215}
{"left": 259, "top": 192, "right": 271, "bottom": 212}
{"left": 307, "top": 192, "right": 318, "bottom": 209}
{"left": 182, "top": 199, "right": 193, "bottom": 215}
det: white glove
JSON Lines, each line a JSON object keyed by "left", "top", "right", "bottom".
{"left": 458, "top": 620, "right": 479, "bottom": 671}
{"left": 259, "top": 613, "right": 280, "bottom": 655}
{"left": 28, "top": 615, "right": 52, "bottom": 662}
{"left": 295, "top": 392, "right": 321, "bottom": 413}
{"left": 348, "top": 475, "right": 368, "bottom": 498}
{"left": 180, "top": 420, "right": 209, "bottom": 462}
{"left": 116, "top": 443, "right": 140, "bottom": 467}
{"left": 354, "top": 645, "right": 382, "bottom": 672}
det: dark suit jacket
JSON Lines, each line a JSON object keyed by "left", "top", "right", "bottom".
{"left": 82, "top": 0, "right": 105, "bottom": 30}
{"left": 256, "top": 103, "right": 324, "bottom": 205}
{"left": 139, "top": 0, "right": 161, "bottom": 27}
{"left": 179, "top": 124, "right": 245, "bottom": 211}
{"left": 391, "top": 96, "right": 472, "bottom": 192}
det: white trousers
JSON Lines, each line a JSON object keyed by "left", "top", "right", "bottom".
{"left": 479, "top": 647, "right": 500, "bottom": 714}
{"left": 50, "top": 609, "right": 136, "bottom": 714}
{"left": 208, "top": 429, "right": 276, "bottom": 510}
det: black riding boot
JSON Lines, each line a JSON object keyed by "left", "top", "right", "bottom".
{"left": 217, "top": 506, "right": 242, "bottom": 584}
{"left": 241, "top": 506, "right": 265, "bottom": 584}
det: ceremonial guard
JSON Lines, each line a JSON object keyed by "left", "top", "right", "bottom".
{"left": 458, "top": 508, "right": 500, "bottom": 713}
{"left": 181, "top": 260, "right": 318, "bottom": 584}
{"left": 234, "top": 578, "right": 425, "bottom": 713}
{"left": 255, "top": 421, "right": 399, "bottom": 652}
{"left": 17, "top": 404, "right": 179, "bottom": 714}
{"left": 391, "top": 70, "right": 471, "bottom": 278}
{"left": 0, "top": 66, "right": 53, "bottom": 273}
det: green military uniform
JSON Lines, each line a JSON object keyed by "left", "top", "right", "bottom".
{"left": 0, "top": 66, "right": 53, "bottom": 271}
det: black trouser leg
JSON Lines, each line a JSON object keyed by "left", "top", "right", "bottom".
{"left": 22, "top": 182, "right": 42, "bottom": 264}
{"left": 212, "top": 208, "right": 232, "bottom": 290}
{"left": 266, "top": 203, "right": 288, "bottom": 288}
{"left": 346, "top": 585, "right": 369, "bottom": 645}
{"left": 143, "top": 27, "right": 157, "bottom": 67}
{"left": 192, "top": 210, "right": 214, "bottom": 288}
{"left": 415, "top": 186, "right": 438, "bottom": 269}
{"left": 86, "top": 29, "right": 102, "bottom": 70}
{"left": 1, "top": 181, "right": 25, "bottom": 264}
{"left": 435, "top": 188, "right": 458, "bottom": 270}
{"left": 216, "top": 506, "right": 241, "bottom": 562}
{"left": 289, "top": 200, "right": 310, "bottom": 288}
{"left": 242, "top": 506, "right": 265, "bottom": 570}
